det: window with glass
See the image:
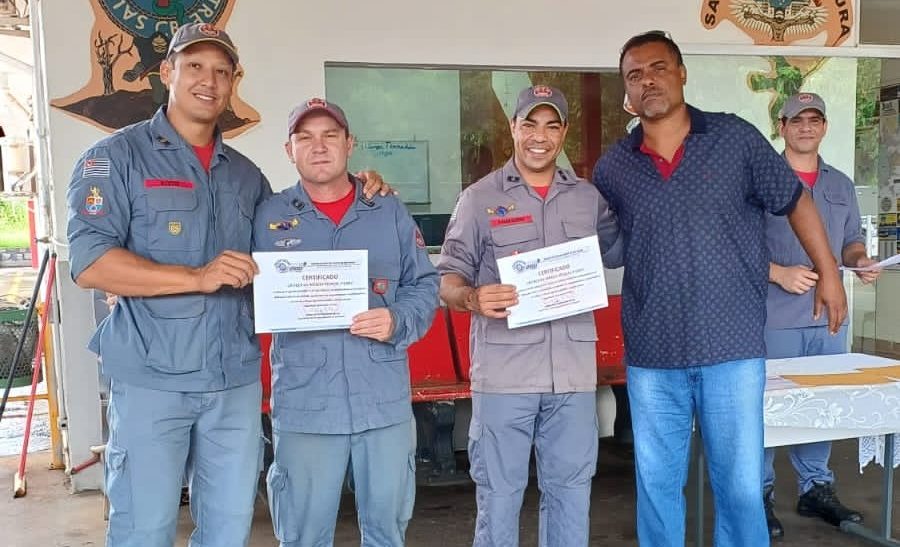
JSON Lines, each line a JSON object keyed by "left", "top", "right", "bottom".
{"left": 325, "top": 55, "right": 900, "bottom": 360}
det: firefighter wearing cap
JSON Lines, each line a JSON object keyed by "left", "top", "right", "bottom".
{"left": 252, "top": 98, "right": 439, "bottom": 546}
{"left": 762, "top": 92, "right": 878, "bottom": 539}
{"left": 438, "top": 85, "right": 622, "bottom": 546}
{"left": 66, "top": 22, "right": 269, "bottom": 547}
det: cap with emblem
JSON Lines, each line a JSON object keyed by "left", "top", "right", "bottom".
{"left": 779, "top": 92, "right": 826, "bottom": 120}
{"left": 287, "top": 98, "right": 349, "bottom": 137}
{"left": 167, "top": 23, "right": 239, "bottom": 65}
{"left": 513, "top": 85, "right": 568, "bottom": 123}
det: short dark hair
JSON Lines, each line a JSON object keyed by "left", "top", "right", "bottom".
{"left": 618, "top": 31, "right": 684, "bottom": 75}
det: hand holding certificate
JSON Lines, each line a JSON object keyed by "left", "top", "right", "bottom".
{"left": 840, "top": 253, "right": 900, "bottom": 271}
{"left": 253, "top": 250, "right": 368, "bottom": 333}
{"left": 496, "top": 235, "right": 608, "bottom": 329}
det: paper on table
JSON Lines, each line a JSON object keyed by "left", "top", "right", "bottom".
{"left": 841, "top": 253, "right": 900, "bottom": 271}
{"left": 767, "top": 353, "right": 900, "bottom": 375}
{"left": 765, "top": 375, "right": 800, "bottom": 391}
{"left": 780, "top": 370, "right": 897, "bottom": 387}
{"left": 767, "top": 356, "right": 864, "bottom": 376}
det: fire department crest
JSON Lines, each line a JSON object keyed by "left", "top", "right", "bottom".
{"left": 51, "top": 1, "right": 260, "bottom": 137}
{"left": 83, "top": 186, "right": 105, "bottom": 216}
{"left": 701, "top": 0, "right": 854, "bottom": 46}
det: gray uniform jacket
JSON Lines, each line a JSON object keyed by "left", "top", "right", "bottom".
{"left": 253, "top": 178, "right": 439, "bottom": 434}
{"left": 766, "top": 158, "right": 864, "bottom": 329}
{"left": 438, "top": 159, "right": 623, "bottom": 394}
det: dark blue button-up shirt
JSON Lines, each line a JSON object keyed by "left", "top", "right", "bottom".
{"left": 592, "top": 105, "right": 802, "bottom": 368}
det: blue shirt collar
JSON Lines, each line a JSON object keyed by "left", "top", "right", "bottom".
{"left": 286, "top": 174, "right": 382, "bottom": 217}
{"left": 627, "top": 103, "right": 708, "bottom": 151}
{"left": 148, "top": 106, "right": 229, "bottom": 162}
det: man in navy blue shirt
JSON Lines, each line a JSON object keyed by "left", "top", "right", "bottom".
{"left": 592, "top": 32, "right": 847, "bottom": 546}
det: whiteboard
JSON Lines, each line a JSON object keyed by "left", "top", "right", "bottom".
{"left": 349, "top": 140, "right": 429, "bottom": 204}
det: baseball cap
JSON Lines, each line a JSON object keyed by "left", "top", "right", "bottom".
{"left": 513, "top": 85, "right": 568, "bottom": 123}
{"left": 287, "top": 98, "right": 349, "bottom": 137}
{"left": 167, "top": 23, "right": 239, "bottom": 65}
{"left": 779, "top": 92, "right": 826, "bottom": 120}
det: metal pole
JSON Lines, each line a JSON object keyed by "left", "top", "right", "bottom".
{"left": 882, "top": 434, "right": 895, "bottom": 538}
{"left": 0, "top": 248, "right": 48, "bottom": 423}
{"left": 13, "top": 252, "right": 56, "bottom": 497}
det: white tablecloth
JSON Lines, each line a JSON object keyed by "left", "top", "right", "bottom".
{"left": 764, "top": 353, "right": 900, "bottom": 470}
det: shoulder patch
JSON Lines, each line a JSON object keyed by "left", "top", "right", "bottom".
{"left": 82, "top": 186, "right": 106, "bottom": 216}
{"left": 82, "top": 158, "right": 110, "bottom": 178}
{"left": 415, "top": 226, "right": 426, "bottom": 249}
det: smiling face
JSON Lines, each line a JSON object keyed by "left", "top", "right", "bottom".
{"left": 285, "top": 111, "right": 354, "bottom": 188}
{"left": 160, "top": 42, "right": 235, "bottom": 130}
{"left": 621, "top": 41, "right": 687, "bottom": 121}
{"left": 510, "top": 104, "right": 568, "bottom": 180}
{"left": 780, "top": 108, "right": 827, "bottom": 156}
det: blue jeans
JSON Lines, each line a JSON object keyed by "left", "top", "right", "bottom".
{"left": 469, "top": 391, "right": 598, "bottom": 547}
{"left": 267, "top": 421, "right": 416, "bottom": 547}
{"left": 105, "top": 380, "right": 262, "bottom": 547}
{"left": 764, "top": 325, "right": 847, "bottom": 495}
{"left": 627, "top": 359, "right": 768, "bottom": 547}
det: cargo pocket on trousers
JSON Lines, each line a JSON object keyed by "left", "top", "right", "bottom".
{"left": 266, "top": 463, "right": 299, "bottom": 542}
{"left": 400, "top": 452, "right": 417, "bottom": 523}
{"left": 467, "top": 422, "right": 490, "bottom": 488}
{"left": 105, "top": 444, "right": 133, "bottom": 530}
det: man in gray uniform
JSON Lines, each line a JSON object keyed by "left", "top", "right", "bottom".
{"left": 763, "top": 92, "right": 880, "bottom": 539}
{"left": 66, "top": 24, "right": 268, "bottom": 547}
{"left": 253, "top": 98, "right": 439, "bottom": 547}
{"left": 66, "top": 24, "right": 388, "bottom": 547}
{"left": 438, "top": 85, "right": 622, "bottom": 546}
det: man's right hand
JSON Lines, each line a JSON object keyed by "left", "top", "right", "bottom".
{"left": 467, "top": 284, "right": 518, "bottom": 319}
{"left": 813, "top": 271, "right": 848, "bottom": 335}
{"left": 772, "top": 264, "right": 818, "bottom": 294}
{"left": 193, "top": 250, "right": 258, "bottom": 293}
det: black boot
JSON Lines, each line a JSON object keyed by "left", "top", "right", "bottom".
{"left": 797, "top": 482, "right": 863, "bottom": 526}
{"left": 764, "top": 485, "right": 784, "bottom": 539}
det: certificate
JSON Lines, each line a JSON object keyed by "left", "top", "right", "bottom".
{"left": 252, "top": 250, "right": 368, "bottom": 333}
{"left": 840, "top": 253, "right": 900, "bottom": 271}
{"left": 497, "top": 235, "right": 608, "bottom": 329}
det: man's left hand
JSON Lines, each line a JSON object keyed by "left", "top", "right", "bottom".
{"left": 350, "top": 308, "right": 395, "bottom": 342}
{"left": 853, "top": 256, "right": 881, "bottom": 284}
{"left": 813, "top": 272, "right": 848, "bottom": 335}
{"left": 356, "top": 170, "right": 395, "bottom": 199}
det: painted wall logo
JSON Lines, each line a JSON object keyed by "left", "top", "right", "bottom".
{"left": 702, "top": 0, "right": 854, "bottom": 46}
{"left": 748, "top": 56, "right": 827, "bottom": 139}
{"left": 51, "top": 1, "right": 259, "bottom": 137}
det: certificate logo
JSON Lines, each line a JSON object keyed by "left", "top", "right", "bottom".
{"left": 512, "top": 258, "right": 540, "bottom": 273}
{"left": 274, "top": 260, "right": 306, "bottom": 273}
